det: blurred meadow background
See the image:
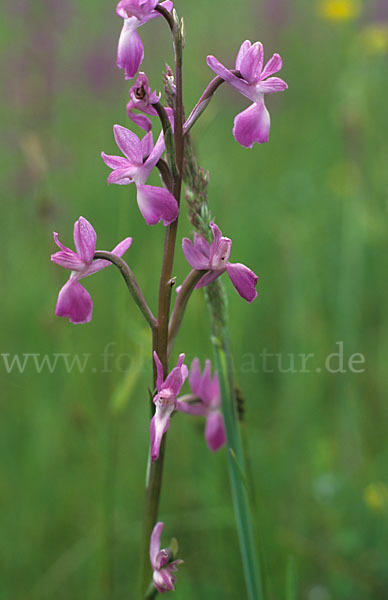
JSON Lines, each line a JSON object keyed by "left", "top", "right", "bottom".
{"left": 1, "top": 0, "right": 388, "bottom": 598}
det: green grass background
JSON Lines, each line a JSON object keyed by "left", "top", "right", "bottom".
{"left": 1, "top": 0, "right": 388, "bottom": 598}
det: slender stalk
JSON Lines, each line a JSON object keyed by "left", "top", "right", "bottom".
{"left": 155, "top": 158, "right": 174, "bottom": 193}
{"left": 184, "top": 70, "right": 241, "bottom": 135}
{"left": 94, "top": 252, "right": 157, "bottom": 331}
{"left": 154, "top": 4, "right": 174, "bottom": 30}
{"left": 167, "top": 269, "right": 207, "bottom": 358}
{"left": 153, "top": 102, "right": 177, "bottom": 179}
{"left": 140, "top": 13, "right": 185, "bottom": 597}
{"left": 145, "top": 582, "right": 158, "bottom": 600}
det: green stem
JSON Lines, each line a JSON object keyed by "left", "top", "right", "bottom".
{"left": 94, "top": 252, "right": 157, "bottom": 331}
{"left": 167, "top": 269, "right": 207, "bottom": 358}
{"left": 184, "top": 70, "right": 241, "bottom": 135}
{"left": 154, "top": 102, "right": 177, "bottom": 179}
{"left": 140, "top": 12, "right": 185, "bottom": 597}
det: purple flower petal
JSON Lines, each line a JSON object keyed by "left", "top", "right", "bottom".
{"left": 84, "top": 237, "right": 133, "bottom": 277}
{"left": 209, "top": 221, "right": 222, "bottom": 246}
{"left": 205, "top": 411, "right": 226, "bottom": 451}
{"left": 182, "top": 238, "right": 210, "bottom": 270}
{"left": 235, "top": 40, "right": 252, "bottom": 70}
{"left": 117, "top": 20, "right": 144, "bottom": 79}
{"left": 117, "top": 1, "right": 144, "bottom": 20}
{"left": 211, "top": 237, "right": 232, "bottom": 268}
{"left": 140, "top": 0, "right": 173, "bottom": 24}
{"left": 50, "top": 252, "right": 85, "bottom": 271}
{"left": 209, "top": 372, "right": 221, "bottom": 408}
{"left": 110, "top": 237, "right": 133, "bottom": 257}
{"left": 257, "top": 76, "right": 288, "bottom": 94}
{"left": 239, "top": 41, "right": 264, "bottom": 83}
{"left": 153, "top": 568, "right": 176, "bottom": 593}
{"left": 193, "top": 233, "right": 211, "bottom": 259}
{"left": 143, "top": 128, "right": 167, "bottom": 175}
{"left": 142, "top": 0, "right": 159, "bottom": 12}
{"left": 55, "top": 278, "right": 93, "bottom": 324}
{"left": 127, "top": 110, "right": 153, "bottom": 132}
{"left": 141, "top": 131, "right": 154, "bottom": 159}
{"left": 261, "top": 53, "right": 283, "bottom": 79}
{"left": 51, "top": 233, "right": 85, "bottom": 271}
{"left": 101, "top": 152, "right": 130, "bottom": 170}
{"left": 113, "top": 124, "right": 142, "bottom": 163}
{"left": 206, "top": 55, "right": 251, "bottom": 98}
{"left": 226, "top": 262, "right": 258, "bottom": 302}
{"left": 73, "top": 217, "right": 96, "bottom": 264}
{"left": 154, "top": 549, "right": 170, "bottom": 570}
{"left": 153, "top": 351, "right": 164, "bottom": 392}
{"left": 195, "top": 269, "right": 223, "bottom": 289}
{"left": 136, "top": 184, "right": 178, "bottom": 226}
{"left": 198, "top": 360, "right": 213, "bottom": 405}
{"left": 150, "top": 522, "right": 163, "bottom": 567}
{"left": 150, "top": 403, "right": 174, "bottom": 462}
{"left": 233, "top": 101, "right": 270, "bottom": 147}
{"left": 164, "top": 353, "right": 187, "bottom": 395}
{"left": 52, "top": 232, "right": 70, "bottom": 253}
{"left": 176, "top": 400, "right": 208, "bottom": 416}
{"left": 107, "top": 167, "right": 136, "bottom": 185}
{"left": 188, "top": 357, "right": 201, "bottom": 395}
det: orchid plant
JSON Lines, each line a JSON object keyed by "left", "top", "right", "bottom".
{"left": 51, "top": 2, "right": 287, "bottom": 597}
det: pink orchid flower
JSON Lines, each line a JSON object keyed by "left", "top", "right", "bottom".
{"left": 116, "top": 0, "right": 173, "bottom": 79}
{"left": 101, "top": 125, "right": 178, "bottom": 226}
{"left": 127, "top": 72, "right": 159, "bottom": 132}
{"left": 177, "top": 359, "right": 226, "bottom": 452}
{"left": 150, "top": 522, "right": 183, "bottom": 593}
{"left": 150, "top": 352, "right": 188, "bottom": 462}
{"left": 51, "top": 217, "right": 132, "bottom": 324}
{"left": 207, "top": 40, "right": 288, "bottom": 148}
{"left": 182, "top": 222, "right": 258, "bottom": 303}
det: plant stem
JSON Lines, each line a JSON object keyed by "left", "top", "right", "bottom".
{"left": 184, "top": 70, "right": 241, "bottom": 135}
{"left": 154, "top": 4, "right": 174, "bottom": 30}
{"left": 167, "top": 269, "right": 207, "bottom": 358}
{"left": 140, "top": 13, "right": 185, "bottom": 597}
{"left": 153, "top": 102, "right": 177, "bottom": 179}
{"left": 94, "top": 251, "right": 157, "bottom": 331}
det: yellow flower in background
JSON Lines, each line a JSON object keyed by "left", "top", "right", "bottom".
{"left": 360, "top": 24, "right": 388, "bottom": 55}
{"left": 364, "top": 482, "right": 388, "bottom": 512}
{"left": 318, "top": 0, "right": 361, "bottom": 21}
